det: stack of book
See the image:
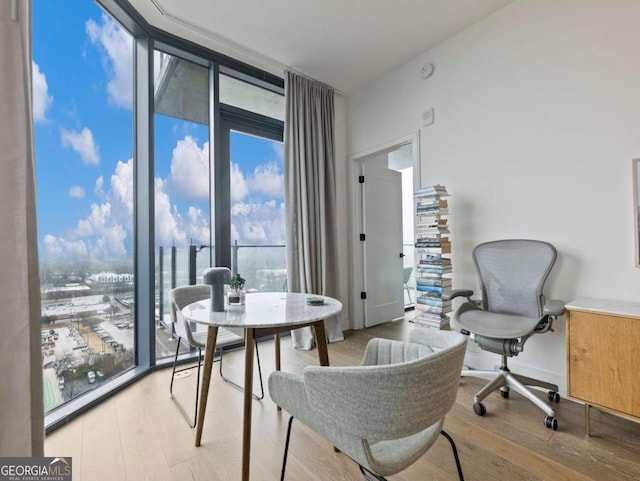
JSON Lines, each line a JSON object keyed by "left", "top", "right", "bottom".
{"left": 412, "top": 184, "right": 452, "bottom": 330}
{"left": 414, "top": 184, "right": 448, "bottom": 197}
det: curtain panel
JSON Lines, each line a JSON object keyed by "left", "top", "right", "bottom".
{"left": 284, "top": 71, "right": 343, "bottom": 349}
{"left": 0, "top": 0, "right": 44, "bottom": 456}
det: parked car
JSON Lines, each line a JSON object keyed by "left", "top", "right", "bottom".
{"left": 87, "top": 371, "right": 96, "bottom": 384}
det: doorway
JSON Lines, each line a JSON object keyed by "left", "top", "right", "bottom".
{"left": 350, "top": 134, "right": 420, "bottom": 330}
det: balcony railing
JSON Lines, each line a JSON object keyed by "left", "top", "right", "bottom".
{"left": 157, "top": 243, "right": 287, "bottom": 327}
{"left": 155, "top": 242, "right": 287, "bottom": 359}
{"left": 158, "top": 242, "right": 415, "bottom": 330}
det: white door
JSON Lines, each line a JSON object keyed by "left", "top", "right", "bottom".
{"left": 362, "top": 164, "right": 404, "bottom": 327}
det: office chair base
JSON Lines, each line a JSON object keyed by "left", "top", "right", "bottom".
{"left": 463, "top": 367, "right": 558, "bottom": 425}
{"left": 544, "top": 415, "right": 558, "bottom": 430}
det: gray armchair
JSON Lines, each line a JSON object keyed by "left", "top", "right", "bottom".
{"left": 269, "top": 328, "right": 467, "bottom": 481}
{"left": 446, "top": 239, "right": 565, "bottom": 430}
{"left": 168, "top": 285, "right": 264, "bottom": 427}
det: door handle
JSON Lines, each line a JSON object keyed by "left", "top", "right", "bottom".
{"left": 399, "top": 253, "right": 405, "bottom": 258}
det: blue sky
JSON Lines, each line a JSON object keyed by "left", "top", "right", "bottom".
{"left": 33, "top": 0, "right": 284, "bottom": 263}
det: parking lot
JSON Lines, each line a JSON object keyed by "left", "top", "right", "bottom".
{"left": 93, "top": 319, "right": 133, "bottom": 353}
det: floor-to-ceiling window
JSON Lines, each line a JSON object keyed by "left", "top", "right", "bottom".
{"left": 35, "top": 0, "right": 285, "bottom": 427}
{"left": 34, "top": 0, "right": 135, "bottom": 413}
{"left": 221, "top": 122, "right": 285, "bottom": 291}
{"left": 152, "top": 50, "right": 211, "bottom": 359}
{"left": 220, "top": 73, "right": 285, "bottom": 290}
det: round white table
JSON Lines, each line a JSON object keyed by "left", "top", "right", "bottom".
{"left": 182, "top": 292, "right": 342, "bottom": 481}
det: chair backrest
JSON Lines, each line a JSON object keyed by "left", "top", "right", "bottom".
{"left": 473, "top": 239, "right": 556, "bottom": 318}
{"left": 303, "top": 329, "right": 467, "bottom": 441}
{"left": 169, "top": 285, "right": 211, "bottom": 344}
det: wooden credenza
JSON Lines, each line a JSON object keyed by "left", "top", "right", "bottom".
{"left": 566, "top": 298, "right": 640, "bottom": 435}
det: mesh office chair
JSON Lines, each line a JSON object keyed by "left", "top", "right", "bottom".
{"left": 269, "top": 329, "right": 468, "bottom": 481}
{"left": 169, "top": 285, "right": 264, "bottom": 427}
{"left": 446, "top": 239, "right": 565, "bottom": 430}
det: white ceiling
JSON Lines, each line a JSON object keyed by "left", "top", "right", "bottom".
{"left": 128, "top": 0, "right": 512, "bottom": 93}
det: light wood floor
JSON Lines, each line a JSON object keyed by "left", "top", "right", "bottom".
{"left": 45, "top": 319, "right": 640, "bottom": 481}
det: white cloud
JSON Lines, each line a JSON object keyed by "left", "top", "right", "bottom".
{"left": 41, "top": 159, "right": 134, "bottom": 262}
{"left": 42, "top": 131, "right": 289, "bottom": 259}
{"left": 42, "top": 234, "right": 88, "bottom": 261}
{"left": 186, "top": 207, "right": 210, "bottom": 245}
{"left": 40, "top": 152, "right": 215, "bottom": 261}
{"left": 154, "top": 181, "right": 210, "bottom": 247}
{"left": 69, "top": 186, "right": 86, "bottom": 199}
{"left": 75, "top": 202, "right": 110, "bottom": 237}
{"left": 61, "top": 127, "right": 100, "bottom": 165}
{"left": 32, "top": 61, "right": 53, "bottom": 122}
{"left": 272, "top": 142, "right": 284, "bottom": 160}
{"left": 166, "top": 136, "right": 209, "bottom": 200}
{"left": 111, "top": 160, "right": 133, "bottom": 217}
{"left": 249, "top": 162, "right": 284, "bottom": 198}
{"left": 69, "top": 200, "right": 128, "bottom": 260}
{"left": 231, "top": 162, "right": 248, "bottom": 201}
{"left": 95, "top": 176, "right": 105, "bottom": 198}
{"left": 155, "top": 177, "right": 187, "bottom": 246}
{"left": 231, "top": 200, "right": 285, "bottom": 245}
{"left": 86, "top": 14, "right": 133, "bottom": 109}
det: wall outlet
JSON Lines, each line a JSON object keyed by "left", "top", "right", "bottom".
{"left": 422, "top": 107, "right": 434, "bottom": 127}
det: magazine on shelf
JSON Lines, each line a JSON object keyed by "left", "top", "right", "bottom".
{"left": 415, "top": 303, "right": 450, "bottom": 314}
{"left": 411, "top": 317, "right": 451, "bottom": 329}
{"left": 420, "top": 245, "right": 451, "bottom": 254}
{"left": 414, "top": 185, "right": 448, "bottom": 197}
{"left": 416, "top": 199, "right": 448, "bottom": 211}
{"left": 417, "top": 208, "right": 449, "bottom": 217}
{"left": 416, "top": 284, "right": 452, "bottom": 295}
{"left": 416, "top": 277, "right": 452, "bottom": 287}
{"left": 416, "top": 297, "right": 451, "bottom": 308}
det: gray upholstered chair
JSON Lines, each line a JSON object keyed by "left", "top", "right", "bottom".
{"left": 446, "top": 239, "right": 565, "bottom": 430}
{"left": 169, "top": 284, "right": 264, "bottom": 427}
{"left": 269, "top": 328, "right": 467, "bottom": 481}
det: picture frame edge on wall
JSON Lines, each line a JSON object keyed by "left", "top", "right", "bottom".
{"left": 633, "top": 158, "right": 640, "bottom": 267}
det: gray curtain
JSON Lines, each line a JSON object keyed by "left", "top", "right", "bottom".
{"left": 284, "top": 71, "right": 343, "bottom": 349}
{"left": 0, "top": 0, "right": 44, "bottom": 456}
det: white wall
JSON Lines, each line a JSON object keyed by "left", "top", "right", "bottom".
{"left": 347, "top": 0, "right": 640, "bottom": 392}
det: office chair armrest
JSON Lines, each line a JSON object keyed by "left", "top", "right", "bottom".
{"left": 543, "top": 299, "right": 565, "bottom": 317}
{"left": 442, "top": 289, "right": 474, "bottom": 302}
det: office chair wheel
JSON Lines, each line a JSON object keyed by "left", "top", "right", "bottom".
{"left": 500, "top": 388, "right": 509, "bottom": 399}
{"left": 544, "top": 416, "right": 558, "bottom": 430}
{"left": 548, "top": 391, "right": 560, "bottom": 403}
{"left": 473, "top": 402, "right": 486, "bottom": 416}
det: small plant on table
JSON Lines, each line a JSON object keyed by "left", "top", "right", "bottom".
{"left": 228, "top": 273, "right": 246, "bottom": 305}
